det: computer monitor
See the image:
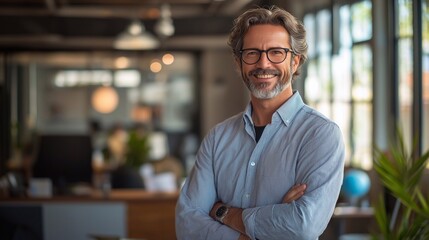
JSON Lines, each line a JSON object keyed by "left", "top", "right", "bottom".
{"left": 33, "top": 134, "right": 93, "bottom": 194}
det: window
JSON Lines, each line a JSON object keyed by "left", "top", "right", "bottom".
{"left": 396, "top": 0, "right": 414, "bottom": 151}
{"left": 396, "top": 0, "right": 429, "bottom": 164}
{"left": 54, "top": 70, "right": 113, "bottom": 87}
{"left": 54, "top": 69, "right": 142, "bottom": 88}
{"left": 304, "top": 0, "right": 373, "bottom": 169}
{"left": 422, "top": 0, "right": 429, "bottom": 154}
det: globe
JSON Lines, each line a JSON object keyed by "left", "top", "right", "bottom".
{"left": 341, "top": 169, "right": 371, "bottom": 199}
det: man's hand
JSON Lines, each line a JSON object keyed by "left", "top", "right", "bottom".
{"left": 209, "top": 183, "right": 306, "bottom": 240}
{"left": 238, "top": 234, "right": 251, "bottom": 240}
{"left": 282, "top": 183, "right": 306, "bottom": 203}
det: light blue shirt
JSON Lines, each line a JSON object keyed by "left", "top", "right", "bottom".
{"left": 176, "top": 91, "right": 345, "bottom": 240}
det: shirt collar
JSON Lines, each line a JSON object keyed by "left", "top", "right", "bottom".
{"left": 243, "top": 91, "right": 305, "bottom": 127}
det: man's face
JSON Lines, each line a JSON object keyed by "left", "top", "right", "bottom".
{"left": 239, "top": 24, "right": 297, "bottom": 100}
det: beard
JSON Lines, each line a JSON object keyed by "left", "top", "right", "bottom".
{"left": 242, "top": 65, "right": 293, "bottom": 100}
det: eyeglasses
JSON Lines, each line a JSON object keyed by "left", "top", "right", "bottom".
{"left": 239, "top": 48, "right": 295, "bottom": 65}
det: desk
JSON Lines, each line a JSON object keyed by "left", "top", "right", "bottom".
{"left": 0, "top": 190, "right": 178, "bottom": 240}
{"left": 333, "top": 206, "right": 374, "bottom": 218}
{"left": 332, "top": 206, "right": 374, "bottom": 239}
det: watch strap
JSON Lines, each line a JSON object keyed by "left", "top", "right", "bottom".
{"left": 215, "top": 205, "right": 229, "bottom": 223}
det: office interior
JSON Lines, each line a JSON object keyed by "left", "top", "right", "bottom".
{"left": 0, "top": 0, "right": 428, "bottom": 239}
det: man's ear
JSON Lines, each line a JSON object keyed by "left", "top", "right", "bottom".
{"left": 292, "top": 55, "right": 301, "bottom": 73}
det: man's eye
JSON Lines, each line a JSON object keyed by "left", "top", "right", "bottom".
{"left": 246, "top": 51, "right": 259, "bottom": 56}
{"left": 270, "top": 50, "right": 284, "bottom": 55}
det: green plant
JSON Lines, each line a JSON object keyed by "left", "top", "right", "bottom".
{"left": 125, "top": 130, "right": 151, "bottom": 169}
{"left": 372, "top": 129, "right": 429, "bottom": 239}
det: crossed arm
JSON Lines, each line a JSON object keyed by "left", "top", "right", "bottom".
{"left": 209, "top": 183, "right": 307, "bottom": 240}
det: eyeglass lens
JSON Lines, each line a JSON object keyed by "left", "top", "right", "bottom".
{"left": 241, "top": 48, "right": 289, "bottom": 64}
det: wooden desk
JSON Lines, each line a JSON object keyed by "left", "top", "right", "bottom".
{"left": 111, "top": 190, "right": 178, "bottom": 240}
{"left": 0, "top": 190, "right": 179, "bottom": 240}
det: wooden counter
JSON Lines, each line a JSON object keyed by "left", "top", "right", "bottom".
{"left": 0, "top": 190, "right": 179, "bottom": 240}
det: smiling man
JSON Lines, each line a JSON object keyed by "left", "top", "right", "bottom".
{"left": 176, "top": 6, "right": 345, "bottom": 240}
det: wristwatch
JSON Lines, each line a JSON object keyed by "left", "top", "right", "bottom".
{"left": 215, "top": 205, "right": 229, "bottom": 223}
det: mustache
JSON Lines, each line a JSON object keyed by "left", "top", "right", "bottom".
{"left": 248, "top": 68, "right": 280, "bottom": 76}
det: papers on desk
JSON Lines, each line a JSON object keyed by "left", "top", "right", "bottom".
{"left": 333, "top": 206, "right": 374, "bottom": 217}
{"left": 28, "top": 178, "right": 53, "bottom": 198}
{"left": 140, "top": 163, "right": 177, "bottom": 192}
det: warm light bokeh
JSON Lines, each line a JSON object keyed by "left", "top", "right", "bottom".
{"left": 91, "top": 86, "right": 119, "bottom": 114}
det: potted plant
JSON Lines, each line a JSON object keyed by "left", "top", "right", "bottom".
{"left": 372, "top": 129, "right": 429, "bottom": 239}
{"left": 110, "top": 128, "right": 150, "bottom": 189}
{"left": 125, "top": 129, "right": 151, "bottom": 169}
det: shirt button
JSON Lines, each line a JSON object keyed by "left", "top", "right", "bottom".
{"left": 250, "top": 162, "right": 256, "bottom": 166}
{"left": 245, "top": 194, "right": 250, "bottom": 198}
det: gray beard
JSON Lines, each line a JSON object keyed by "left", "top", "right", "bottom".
{"left": 243, "top": 73, "right": 292, "bottom": 99}
{"left": 242, "top": 59, "right": 294, "bottom": 100}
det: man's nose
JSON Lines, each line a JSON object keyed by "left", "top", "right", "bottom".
{"left": 256, "top": 52, "right": 271, "bottom": 67}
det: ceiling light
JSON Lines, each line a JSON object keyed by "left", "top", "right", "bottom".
{"left": 150, "top": 60, "right": 162, "bottom": 73}
{"left": 162, "top": 53, "right": 174, "bottom": 65}
{"left": 115, "top": 56, "right": 130, "bottom": 68}
{"left": 114, "top": 20, "right": 160, "bottom": 50}
{"left": 154, "top": 4, "right": 175, "bottom": 38}
{"left": 91, "top": 86, "right": 119, "bottom": 114}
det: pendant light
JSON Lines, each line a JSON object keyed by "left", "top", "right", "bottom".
{"left": 154, "top": 4, "right": 175, "bottom": 38}
{"left": 114, "top": 19, "right": 160, "bottom": 50}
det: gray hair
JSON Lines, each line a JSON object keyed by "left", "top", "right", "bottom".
{"left": 228, "top": 6, "right": 308, "bottom": 78}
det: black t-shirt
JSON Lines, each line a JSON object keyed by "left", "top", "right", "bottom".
{"left": 254, "top": 125, "right": 266, "bottom": 142}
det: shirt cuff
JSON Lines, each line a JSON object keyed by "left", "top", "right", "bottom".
{"left": 242, "top": 207, "right": 258, "bottom": 240}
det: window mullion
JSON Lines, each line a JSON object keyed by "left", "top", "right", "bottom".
{"left": 412, "top": 0, "right": 423, "bottom": 156}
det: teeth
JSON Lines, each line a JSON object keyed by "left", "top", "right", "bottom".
{"left": 255, "top": 74, "right": 274, "bottom": 78}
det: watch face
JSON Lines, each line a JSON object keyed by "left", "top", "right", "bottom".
{"left": 216, "top": 206, "right": 227, "bottom": 217}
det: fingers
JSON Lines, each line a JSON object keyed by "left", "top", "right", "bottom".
{"left": 238, "top": 234, "right": 251, "bottom": 240}
{"left": 282, "top": 183, "right": 306, "bottom": 203}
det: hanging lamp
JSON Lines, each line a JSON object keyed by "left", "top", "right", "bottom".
{"left": 114, "top": 20, "right": 160, "bottom": 50}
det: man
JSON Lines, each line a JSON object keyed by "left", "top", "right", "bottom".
{"left": 176, "top": 6, "right": 345, "bottom": 240}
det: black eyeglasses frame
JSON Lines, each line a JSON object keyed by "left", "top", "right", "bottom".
{"left": 239, "top": 47, "right": 296, "bottom": 65}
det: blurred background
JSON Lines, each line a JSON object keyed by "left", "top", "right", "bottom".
{"left": 0, "top": 0, "right": 428, "bottom": 239}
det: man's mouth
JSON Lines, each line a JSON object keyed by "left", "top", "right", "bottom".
{"left": 255, "top": 74, "right": 276, "bottom": 79}
{"left": 249, "top": 69, "right": 280, "bottom": 79}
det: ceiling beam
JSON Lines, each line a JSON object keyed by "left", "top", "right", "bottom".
{"left": 45, "top": 0, "right": 57, "bottom": 12}
{"left": 0, "top": 6, "right": 208, "bottom": 19}
{"left": 0, "top": 34, "right": 229, "bottom": 50}
{"left": 218, "top": 0, "right": 254, "bottom": 15}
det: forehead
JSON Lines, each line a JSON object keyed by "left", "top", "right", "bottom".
{"left": 242, "top": 24, "right": 290, "bottom": 48}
